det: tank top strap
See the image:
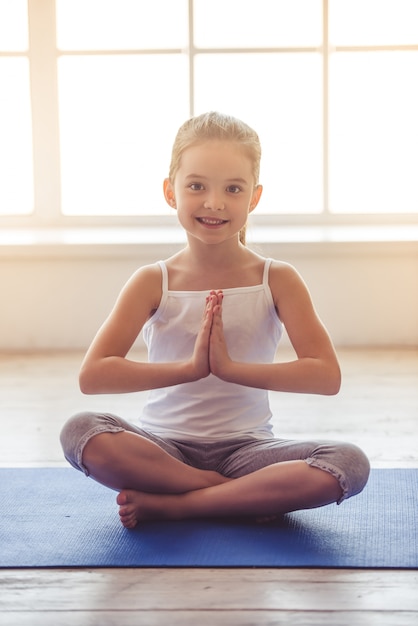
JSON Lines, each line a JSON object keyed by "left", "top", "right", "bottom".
{"left": 262, "top": 258, "right": 273, "bottom": 286}
{"left": 157, "top": 260, "right": 168, "bottom": 294}
{"left": 157, "top": 258, "right": 271, "bottom": 292}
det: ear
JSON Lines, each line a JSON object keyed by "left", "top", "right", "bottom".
{"left": 249, "top": 184, "right": 263, "bottom": 214}
{"left": 163, "top": 178, "right": 176, "bottom": 209}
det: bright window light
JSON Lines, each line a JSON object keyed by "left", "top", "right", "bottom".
{"left": 56, "top": 0, "right": 188, "bottom": 50}
{"left": 58, "top": 55, "right": 189, "bottom": 216}
{"left": 329, "top": 0, "right": 418, "bottom": 46}
{"left": 329, "top": 52, "right": 418, "bottom": 213}
{"left": 0, "top": 59, "right": 33, "bottom": 215}
{"left": 194, "top": 0, "right": 322, "bottom": 48}
{"left": 1, "top": 1, "right": 417, "bottom": 220}
{"left": 195, "top": 54, "right": 323, "bottom": 214}
{"left": 0, "top": 0, "right": 28, "bottom": 51}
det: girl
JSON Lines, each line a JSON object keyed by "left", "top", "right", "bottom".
{"left": 61, "top": 112, "right": 370, "bottom": 528}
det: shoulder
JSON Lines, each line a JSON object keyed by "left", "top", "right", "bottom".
{"left": 268, "top": 259, "right": 306, "bottom": 287}
{"left": 267, "top": 259, "right": 312, "bottom": 311}
{"left": 117, "top": 262, "right": 163, "bottom": 313}
{"left": 129, "top": 261, "right": 163, "bottom": 284}
{"left": 124, "top": 262, "right": 163, "bottom": 292}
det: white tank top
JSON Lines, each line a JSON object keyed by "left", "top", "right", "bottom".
{"left": 140, "top": 258, "right": 283, "bottom": 441}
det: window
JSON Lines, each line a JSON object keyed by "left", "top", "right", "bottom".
{"left": 1, "top": 0, "right": 417, "bottom": 226}
{"left": 0, "top": 0, "right": 33, "bottom": 216}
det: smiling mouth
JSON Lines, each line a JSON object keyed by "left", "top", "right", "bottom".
{"left": 197, "top": 217, "right": 228, "bottom": 225}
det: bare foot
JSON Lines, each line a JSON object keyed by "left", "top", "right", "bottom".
{"left": 117, "top": 489, "right": 179, "bottom": 528}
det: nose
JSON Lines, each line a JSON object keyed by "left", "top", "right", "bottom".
{"left": 203, "top": 195, "right": 225, "bottom": 211}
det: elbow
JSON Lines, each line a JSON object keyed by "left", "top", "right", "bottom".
{"left": 79, "top": 366, "right": 97, "bottom": 395}
{"left": 324, "top": 364, "right": 342, "bottom": 396}
{"left": 325, "top": 380, "right": 341, "bottom": 396}
{"left": 79, "top": 377, "right": 92, "bottom": 395}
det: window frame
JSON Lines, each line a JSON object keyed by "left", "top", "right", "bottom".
{"left": 1, "top": 0, "right": 418, "bottom": 231}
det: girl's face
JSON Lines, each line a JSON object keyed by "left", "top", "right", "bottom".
{"left": 164, "top": 140, "right": 262, "bottom": 246}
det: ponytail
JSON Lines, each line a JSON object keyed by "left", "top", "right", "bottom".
{"left": 239, "top": 224, "right": 247, "bottom": 246}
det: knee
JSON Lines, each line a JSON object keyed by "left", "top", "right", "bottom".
{"left": 340, "top": 442, "right": 370, "bottom": 499}
{"left": 310, "top": 440, "right": 370, "bottom": 503}
{"left": 60, "top": 411, "right": 124, "bottom": 473}
{"left": 60, "top": 411, "right": 96, "bottom": 456}
{"left": 59, "top": 411, "right": 97, "bottom": 471}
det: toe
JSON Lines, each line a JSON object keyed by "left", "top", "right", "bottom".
{"left": 120, "top": 513, "right": 137, "bottom": 529}
{"left": 116, "top": 491, "right": 129, "bottom": 506}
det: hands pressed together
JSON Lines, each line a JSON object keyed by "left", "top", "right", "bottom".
{"left": 191, "top": 290, "right": 231, "bottom": 381}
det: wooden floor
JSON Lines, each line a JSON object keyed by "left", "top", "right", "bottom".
{"left": 1, "top": 348, "right": 417, "bottom": 625}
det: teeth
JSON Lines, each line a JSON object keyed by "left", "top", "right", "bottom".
{"left": 200, "top": 218, "right": 225, "bottom": 225}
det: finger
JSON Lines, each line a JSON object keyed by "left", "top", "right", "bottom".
{"left": 205, "top": 294, "right": 215, "bottom": 313}
{"left": 211, "top": 305, "right": 223, "bottom": 332}
{"left": 203, "top": 296, "right": 216, "bottom": 330}
{"left": 209, "top": 290, "right": 223, "bottom": 304}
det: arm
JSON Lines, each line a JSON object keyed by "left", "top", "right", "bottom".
{"left": 209, "top": 263, "right": 341, "bottom": 395}
{"left": 79, "top": 264, "right": 211, "bottom": 394}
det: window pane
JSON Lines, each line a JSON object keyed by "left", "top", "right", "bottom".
{"left": 194, "top": 0, "right": 322, "bottom": 48}
{"left": 56, "top": 0, "right": 188, "bottom": 50}
{"left": 0, "top": 59, "right": 33, "bottom": 215}
{"left": 194, "top": 54, "right": 322, "bottom": 214}
{"left": 329, "top": 52, "right": 418, "bottom": 214}
{"left": 329, "top": 0, "right": 418, "bottom": 46}
{"left": 58, "top": 55, "right": 189, "bottom": 216}
{"left": 0, "top": 0, "right": 28, "bottom": 51}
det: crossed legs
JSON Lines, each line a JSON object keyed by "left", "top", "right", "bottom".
{"left": 82, "top": 430, "right": 342, "bottom": 528}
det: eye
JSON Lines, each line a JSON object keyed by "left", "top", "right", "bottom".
{"left": 226, "top": 185, "right": 241, "bottom": 194}
{"left": 189, "top": 183, "right": 204, "bottom": 191}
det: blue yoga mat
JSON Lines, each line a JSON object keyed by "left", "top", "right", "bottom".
{"left": 0, "top": 468, "right": 417, "bottom": 568}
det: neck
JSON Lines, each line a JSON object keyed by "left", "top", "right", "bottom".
{"left": 167, "top": 237, "right": 261, "bottom": 291}
{"left": 184, "top": 235, "right": 247, "bottom": 268}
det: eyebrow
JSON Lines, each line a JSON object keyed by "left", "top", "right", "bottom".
{"left": 185, "top": 174, "right": 249, "bottom": 184}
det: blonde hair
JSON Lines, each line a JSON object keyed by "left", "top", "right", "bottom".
{"left": 168, "top": 112, "right": 262, "bottom": 245}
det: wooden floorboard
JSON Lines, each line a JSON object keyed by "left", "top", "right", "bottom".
{"left": 1, "top": 568, "right": 418, "bottom": 625}
{"left": 2, "top": 611, "right": 418, "bottom": 626}
{"left": 0, "top": 348, "right": 417, "bottom": 625}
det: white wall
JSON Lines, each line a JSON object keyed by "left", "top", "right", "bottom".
{"left": 1, "top": 234, "right": 417, "bottom": 350}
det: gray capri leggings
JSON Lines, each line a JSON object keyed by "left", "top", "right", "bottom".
{"left": 60, "top": 411, "right": 370, "bottom": 504}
